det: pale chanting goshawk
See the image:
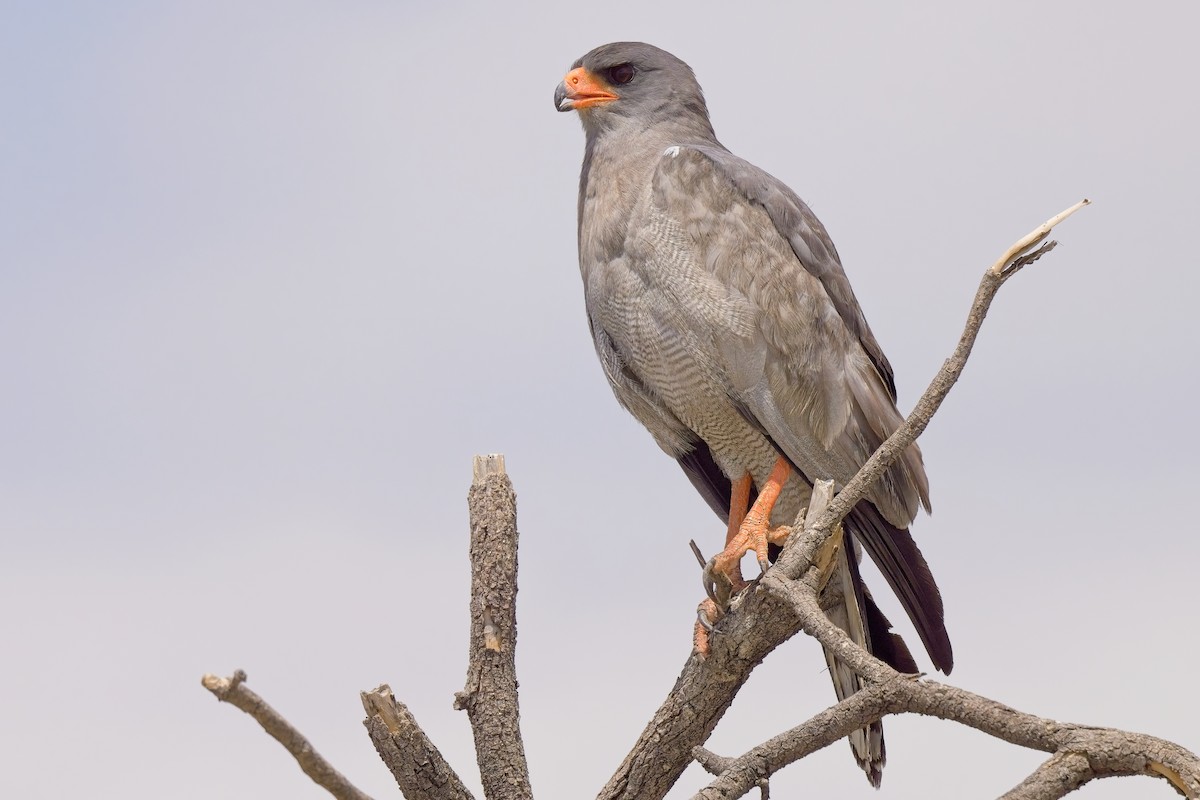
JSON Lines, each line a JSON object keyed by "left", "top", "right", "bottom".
{"left": 555, "top": 42, "right": 953, "bottom": 786}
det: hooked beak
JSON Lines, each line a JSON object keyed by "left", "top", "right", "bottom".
{"left": 554, "top": 67, "right": 618, "bottom": 112}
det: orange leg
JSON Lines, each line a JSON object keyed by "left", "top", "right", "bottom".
{"left": 723, "top": 471, "right": 753, "bottom": 586}
{"left": 713, "top": 456, "right": 792, "bottom": 580}
{"left": 695, "top": 463, "right": 790, "bottom": 658}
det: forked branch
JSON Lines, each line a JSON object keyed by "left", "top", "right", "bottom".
{"left": 600, "top": 200, "right": 1102, "bottom": 800}
{"left": 203, "top": 199, "right": 1198, "bottom": 800}
{"left": 684, "top": 199, "right": 1200, "bottom": 798}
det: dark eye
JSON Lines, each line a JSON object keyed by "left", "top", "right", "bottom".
{"left": 605, "top": 63, "right": 636, "bottom": 85}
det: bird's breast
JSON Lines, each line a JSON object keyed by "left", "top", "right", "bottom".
{"left": 581, "top": 201, "right": 805, "bottom": 524}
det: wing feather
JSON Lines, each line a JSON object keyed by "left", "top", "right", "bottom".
{"left": 651, "top": 144, "right": 951, "bottom": 672}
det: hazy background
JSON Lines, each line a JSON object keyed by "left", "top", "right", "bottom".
{"left": 2, "top": 2, "right": 1196, "bottom": 798}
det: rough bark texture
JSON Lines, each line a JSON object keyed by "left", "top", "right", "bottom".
{"left": 453, "top": 454, "right": 534, "bottom": 800}
{"left": 596, "top": 588, "right": 804, "bottom": 800}
{"left": 693, "top": 525, "right": 1200, "bottom": 799}
{"left": 999, "top": 753, "right": 1095, "bottom": 800}
{"left": 596, "top": 486, "right": 836, "bottom": 800}
{"left": 362, "top": 684, "right": 474, "bottom": 800}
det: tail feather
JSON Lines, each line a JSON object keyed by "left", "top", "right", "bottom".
{"left": 820, "top": 526, "right": 920, "bottom": 787}
{"left": 847, "top": 500, "right": 953, "bottom": 674}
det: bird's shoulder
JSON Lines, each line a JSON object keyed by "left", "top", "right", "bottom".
{"left": 648, "top": 143, "right": 897, "bottom": 400}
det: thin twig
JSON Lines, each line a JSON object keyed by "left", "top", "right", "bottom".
{"left": 810, "top": 199, "right": 1091, "bottom": 545}
{"left": 453, "top": 454, "right": 534, "bottom": 800}
{"left": 201, "top": 670, "right": 374, "bottom": 800}
{"left": 989, "top": 199, "right": 1089, "bottom": 276}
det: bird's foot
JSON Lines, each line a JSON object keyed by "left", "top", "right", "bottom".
{"left": 694, "top": 566, "right": 748, "bottom": 659}
{"left": 702, "top": 556, "right": 748, "bottom": 610}
{"left": 694, "top": 458, "right": 793, "bottom": 658}
{"left": 702, "top": 511, "right": 790, "bottom": 610}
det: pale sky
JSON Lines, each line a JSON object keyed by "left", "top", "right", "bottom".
{"left": 2, "top": 2, "right": 1197, "bottom": 798}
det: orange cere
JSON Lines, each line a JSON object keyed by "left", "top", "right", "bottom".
{"left": 562, "top": 67, "right": 618, "bottom": 108}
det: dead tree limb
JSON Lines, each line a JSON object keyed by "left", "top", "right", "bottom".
{"left": 998, "top": 752, "right": 1094, "bottom": 800}
{"left": 361, "top": 685, "right": 474, "bottom": 800}
{"left": 697, "top": 560, "right": 1200, "bottom": 798}
{"left": 358, "top": 453, "right": 532, "bottom": 800}
{"left": 201, "top": 670, "right": 374, "bottom": 800}
{"left": 817, "top": 198, "right": 1089, "bottom": 533}
{"left": 203, "top": 198, "right": 1199, "bottom": 800}
{"left": 681, "top": 199, "right": 1200, "bottom": 799}
{"left": 452, "top": 454, "right": 534, "bottom": 800}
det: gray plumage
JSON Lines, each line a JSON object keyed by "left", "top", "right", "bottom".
{"left": 557, "top": 42, "right": 952, "bottom": 786}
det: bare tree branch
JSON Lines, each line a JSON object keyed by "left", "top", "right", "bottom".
{"left": 204, "top": 198, "right": 1199, "bottom": 800}
{"left": 599, "top": 201, "right": 1093, "bottom": 800}
{"left": 453, "top": 454, "right": 534, "bottom": 800}
{"left": 989, "top": 199, "right": 1090, "bottom": 276}
{"left": 595, "top": 571, "right": 805, "bottom": 800}
{"left": 703, "top": 568, "right": 1200, "bottom": 798}
{"left": 812, "top": 199, "right": 1090, "bottom": 537}
{"left": 692, "top": 746, "right": 735, "bottom": 776}
{"left": 691, "top": 681, "right": 893, "bottom": 799}
{"left": 361, "top": 685, "right": 474, "bottom": 800}
{"left": 998, "top": 752, "right": 1094, "bottom": 800}
{"left": 201, "top": 670, "right": 374, "bottom": 800}
{"left": 903, "top": 687, "right": 1199, "bottom": 798}
{"left": 684, "top": 200, "right": 1199, "bottom": 799}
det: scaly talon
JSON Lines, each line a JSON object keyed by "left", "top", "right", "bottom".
{"left": 701, "top": 561, "right": 721, "bottom": 604}
{"left": 702, "top": 557, "right": 743, "bottom": 610}
{"left": 692, "top": 457, "right": 792, "bottom": 656}
{"left": 706, "top": 514, "right": 789, "bottom": 607}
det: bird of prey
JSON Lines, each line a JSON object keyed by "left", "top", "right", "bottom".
{"left": 555, "top": 42, "right": 952, "bottom": 785}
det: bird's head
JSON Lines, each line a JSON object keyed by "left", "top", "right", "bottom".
{"left": 554, "top": 42, "right": 714, "bottom": 139}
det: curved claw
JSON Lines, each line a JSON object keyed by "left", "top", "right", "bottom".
{"left": 702, "top": 557, "right": 732, "bottom": 609}
{"left": 702, "top": 563, "right": 719, "bottom": 604}
{"left": 696, "top": 605, "right": 717, "bottom": 633}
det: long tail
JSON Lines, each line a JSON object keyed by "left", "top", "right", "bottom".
{"left": 675, "top": 444, "right": 930, "bottom": 785}
{"left": 819, "top": 524, "right": 919, "bottom": 787}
